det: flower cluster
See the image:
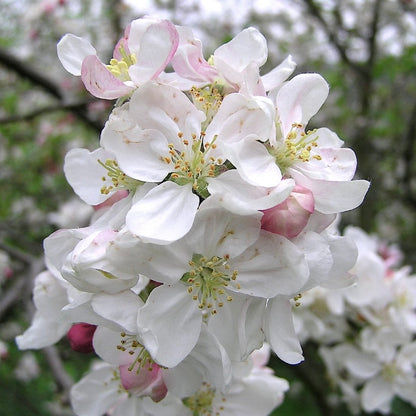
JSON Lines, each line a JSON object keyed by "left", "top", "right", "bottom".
{"left": 293, "top": 226, "right": 416, "bottom": 414}
{"left": 17, "top": 17, "right": 369, "bottom": 416}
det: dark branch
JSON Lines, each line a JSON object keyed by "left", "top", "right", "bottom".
{"left": 0, "top": 48, "right": 63, "bottom": 100}
{"left": 0, "top": 101, "right": 98, "bottom": 125}
{"left": 0, "top": 47, "right": 104, "bottom": 132}
{"left": 301, "top": 0, "right": 367, "bottom": 77}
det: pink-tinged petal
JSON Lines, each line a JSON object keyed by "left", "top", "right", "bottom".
{"left": 129, "top": 20, "right": 179, "bottom": 84}
{"left": 67, "top": 323, "right": 97, "bottom": 353}
{"left": 295, "top": 147, "right": 358, "bottom": 181}
{"left": 137, "top": 284, "right": 202, "bottom": 368}
{"left": 261, "top": 55, "right": 296, "bottom": 92}
{"left": 129, "top": 83, "right": 205, "bottom": 143}
{"left": 113, "top": 23, "right": 132, "bottom": 60}
{"left": 214, "top": 27, "right": 267, "bottom": 85}
{"left": 207, "top": 170, "right": 295, "bottom": 214}
{"left": 264, "top": 296, "right": 304, "bottom": 364}
{"left": 126, "top": 182, "right": 199, "bottom": 244}
{"left": 261, "top": 185, "right": 314, "bottom": 238}
{"left": 289, "top": 169, "right": 370, "bottom": 214}
{"left": 119, "top": 362, "right": 167, "bottom": 402}
{"left": 81, "top": 55, "right": 134, "bottom": 99}
{"left": 93, "top": 190, "right": 129, "bottom": 211}
{"left": 206, "top": 94, "right": 275, "bottom": 145}
{"left": 57, "top": 34, "right": 96, "bottom": 76}
{"left": 276, "top": 73, "right": 329, "bottom": 137}
{"left": 64, "top": 147, "right": 116, "bottom": 205}
{"left": 171, "top": 26, "right": 217, "bottom": 82}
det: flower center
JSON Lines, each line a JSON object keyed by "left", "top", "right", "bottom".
{"left": 163, "top": 132, "right": 224, "bottom": 198}
{"left": 190, "top": 85, "right": 223, "bottom": 131}
{"left": 117, "top": 332, "right": 155, "bottom": 373}
{"left": 98, "top": 158, "right": 142, "bottom": 195}
{"left": 183, "top": 383, "right": 221, "bottom": 416}
{"left": 381, "top": 362, "right": 398, "bottom": 382}
{"left": 267, "top": 123, "right": 321, "bottom": 174}
{"left": 181, "top": 253, "right": 239, "bottom": 316}
{"left": 106, "top": 45, "right": 137, "bottom": 82}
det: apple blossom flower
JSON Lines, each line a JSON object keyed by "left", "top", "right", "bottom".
{"left": 107, "top": 205, "right": 309, "bottom": 366}
{"left": 99, "top": 82, "right": 291, "bottom": 243}
{"left": 170, "top": 26, "right": 296, "bottom": 96}
{"left": 57, "top": 18, "right": 179, "bottom": 99}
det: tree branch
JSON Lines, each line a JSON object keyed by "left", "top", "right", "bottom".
{"left": 43, "top": 346, "right": 74, "bottom": 402}
{"left": 0, "top": 101, "right": 98, "bottom": 125}
{"left": 301, "top": 0, "right": 367, "bottom": 77}
{"left": 0, "top": 47, "right": 104, "bottom": 132}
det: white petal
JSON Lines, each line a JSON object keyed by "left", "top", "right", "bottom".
{"left": 185, "top": 206, "right": 262, "bottom": 259}
{"left": 64, "top": 147, "right": 116, "bottom": 205}
{"left": 224, "top": 137, "right": 282, "bottom": 187}
{"left": 289, "top": 169, "right": 370, "bottom": 214}
{"left": 264, "top": 296, "right": 304, "bottom": 364}
{"left": 294, "top": 147, "right": 358, "bottom": 181}
{"left": 93, "top": 327, "right": 136, "bottom": 366}
{"left": 233, "top": 231, "right": 309, "bottom": 298}
{"left": 261, "top": 55, "right": 296, "bottom": 91}
{"left": 206, "top": 94, "right": 275, "bottom": 145}
{"left": 137, "top": 284, "right": 202, "bottom": 367}
{"left": 101, "top": 123, "right": 172, "bottom": 182}
{"left": 276, "top": 73, "right": 329, "bottom": 137}
{"left": 164, "top": 326, "right": 232, "bottom": 397}
{"left": 214, "top": 27, "right": 267, "bottom": 85}
{"left": 208, "top": 170, "right": 294, "bottom": 214}
{"left": 126, "top": 182, "right": 199, "bottom": 244}
{"left": 57, "top": 34, "right": 96, "bottom": 76}
{"left": 91, "top": 291, "right": 143, "bottom": 333}
{"left": 361, "top": 377, "right": 393, "bottom": 413}
{"left": 208, "top": 294, "right": 266, "bottom": 361}
{"left": 108, "top": 230, "right": 191, "bottom": 284}
{"left": 128, "top": 20, "right": 178, "bottom": 84}
{"left": 71, "top": 364, "right": 126, "bottom": 416}
{"left": 129, "top": 83, "right": 204, "bottom": 143}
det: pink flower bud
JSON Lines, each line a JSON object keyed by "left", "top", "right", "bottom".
{"left": 261, "top": 185, "right": 314, "bottom": 238}
{"left": 67, "top": 323, "right": 97, "bottom": 353}
{"left": 119, "top": 362, "right": 167, "bottom": 402}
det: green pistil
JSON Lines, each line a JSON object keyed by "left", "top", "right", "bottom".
{"left": 268, "top": 123, "right": 321, "bottom": 174}
{"left": 98, "top": 158, "right": 142, "bottom": 195}
{"left": 164, "top": 133, "right": 224, "bottom": 199}
{"left": 181, "top": 253, "right": 239, "bottom": 315}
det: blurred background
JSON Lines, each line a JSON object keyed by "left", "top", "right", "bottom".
{"left": 0, "top": 0, "right": 415, "bottom": 415}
